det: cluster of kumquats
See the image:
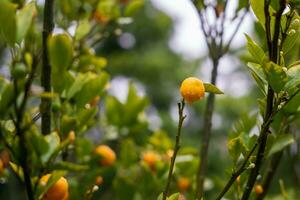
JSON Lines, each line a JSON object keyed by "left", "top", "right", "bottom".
{"left": 27, "top": 77, "right": 203, "bottom": 200}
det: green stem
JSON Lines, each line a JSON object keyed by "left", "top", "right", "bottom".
{"left": 162, "top": 100, "right": 186, "bottom": 200}
{"left": 215, "top": 141, "right": 258, "bottom": 200}
{"left": 41, "top": 0, "right": 55, "bottom": 135}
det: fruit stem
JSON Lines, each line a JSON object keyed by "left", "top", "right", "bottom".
{"left": 162, "top": 100, "right": 186, "bottom": 200}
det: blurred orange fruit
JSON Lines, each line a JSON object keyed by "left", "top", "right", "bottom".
{"left": 0, "top": 159, "right": 4, "bottom": 174}
{"left": 93, "top": 11, "right": 110, "bottom": 24}
{"left": 142, "top": 151, "right": 159, "bottom": 169}
{"left": 94, "top": 145, "right": 116, "bottom": 166}
{"left": 40, "top": 174, "right": 69, "bottom": 200}
{"left": 68, "top": 131, "right": 75, "bottom": 143}
{"left": 177, "top": 177, "right": 190, "bottom": 192}
{"left": 95, "top": 176, "right": 104, "bottom": 185}
{"left": 255, "top": 184, "right": 263, "bottom": 195}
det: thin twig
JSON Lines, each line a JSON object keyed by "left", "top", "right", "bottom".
{"left": 162, "top": 100, "right": 186, "bottom": 200}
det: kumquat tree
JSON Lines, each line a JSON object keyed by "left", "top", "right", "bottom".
{"left": 0, "top": 0, "right": 300, "bottom": 200}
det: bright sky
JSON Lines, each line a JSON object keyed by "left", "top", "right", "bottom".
{"left": 150, "top": 0, "right": 253, "bottom": 60}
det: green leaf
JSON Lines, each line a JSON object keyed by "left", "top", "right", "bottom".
{"left": 125, "top": 0, "right": 144, "bottom": 17}
{"left": 31, "top": 132, "right": 49, "bottom": 159}
{"left": 157, "top": 193, "right": 163, "bottom": 200}
{"left": 247, "top": 62, "right": 267, "bottom": 94}
{"left": 168, "top": 193, "right": 180, "bottom": 200}
{"left": 204, "top": 83, "right": 224, "bottom": 94}
{"left": 245, "top": 34, "right": 266, "bottom": 64}
{"left": 0, "top": 1, "right": 17, "bottom": 46}
{"left": 285, "top": 64, "right": 300, "bottom": 92}
{"left": 48, "top": 34, "right": 73, "bottom": 72}
{"left": 283, "top": 12, "right": 300, "bottom": 54}
{"left": 75, "top": 20, "right": 91, "bottom": 41}
{"left": 0, "top": 83, "right": 14, "bottom": 115}
{"left": 250, "top": 0, "right": 265, "bottom": 26}
{"left": 227, "top": 137, "right": 245, "bottom": 163}
{"left": 9, "top": 162, "right": 24, "bottom": 180}
{"left": 16, "top": 2, "right": 36, "bottom": 43}
{"left": 97, "top": 0, "right": 120, "bottom": 20}
{"left": 74, "top": 72, "right": 109, "bottom": 107}
{"left": 267, "top": 134, "right": 295, "bottom": 158}
{"left": 264, "top": 62, "right": 287, "bottom": 92}
{"left": 50, "top": 161, "right": 89, "bottom": 171}
{"left": 119, "top": 139, "right": 138, "bottom": 167}
{"left": 41, "top": 132, "right": 61, "bottom": 163}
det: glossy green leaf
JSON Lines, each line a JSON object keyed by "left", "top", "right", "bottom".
{"left": 250, "top": 0, "right": 265, "bottom": 26}
{"left": 245, "top": 34, "right": 266, "bottom": 64}
{"left": 0, "top": 1, "right": 17, "bottom": 46}
{"left": 247, "top": 62, "right": 267, "bottom": 94}
{"left": 75, "top": 20, "right": 91, "bottom": 41}
{"left": 267, "top": 134, "right": 294, "bottom": 158}
{"left": 31, "top": 132, "right": 49, "bottom": 159}
{"left": 285, "top": 64, "right": 300, "bottom": 92}
{"left": 48, "top": 34, "right": 73, "bottom": 72}
{"left": 16, "top": 2, "right": 36, "bottom": 43}
{"left": 204, "top": 83, "right": 224, "bottom": 94}
{"left": 264, "top": 62, "right": 287, "bottom": 92}
{"left": 283, "top": 12, "right": 300, "bottom": 54}
{"left": 41, "top": 132, "right": 61, "bottom": 163}
{"left": 74, "top": 72, "right": 109, "bottom": 107}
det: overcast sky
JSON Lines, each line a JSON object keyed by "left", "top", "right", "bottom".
{"left": 150, "top": 0, "right": 253, "bottom": 60}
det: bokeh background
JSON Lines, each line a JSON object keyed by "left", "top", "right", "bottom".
{"left": 0, "top": 0, "right": 300, "bottom": 199}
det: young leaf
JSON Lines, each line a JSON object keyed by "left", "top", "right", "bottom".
{"left": 264, "top": 62, "right": 287, "bottom": 92}
{"left": 41, "top": 132, "right": 61, "bottom": 163}
{"left": 75, "top": 20, "right": 91, "bottom": 41}
{"left": 204, "top": 83, "right": 224, "bottom": 94}
{"left": 48, "top": 34, "right": 73, "bottom": 72}
{"left": 285, "top": 64, "right": 300, "bottom": 92}
{"left": 247, "top": 62, "right": 267, "bottom": 94}
{"left": 250, "top": 0, "right": 265, "bottom": 26}
{"left": 16, "top": 2, "right": 36, "bottom": 43}
{"left": 245, "top": 34, "right": 266, "bottom": 64}
{"left": 0, "top": 1, "right": 17, "bottom": 46}
{"left": 267, "top": 134, "right": 294, "bottom": 158}
{"left": 283, "top": 12, "right": 300, "bottom": 54}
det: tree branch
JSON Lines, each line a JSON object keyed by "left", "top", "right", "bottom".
{"left": 41, "top": 0, "right": 55, "bottom": 135}
{"left": 241, "top": 1, "right": 286, "bottom": 199}
{"left": 162, "top": 100, "right": 186, "bottom": 200}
